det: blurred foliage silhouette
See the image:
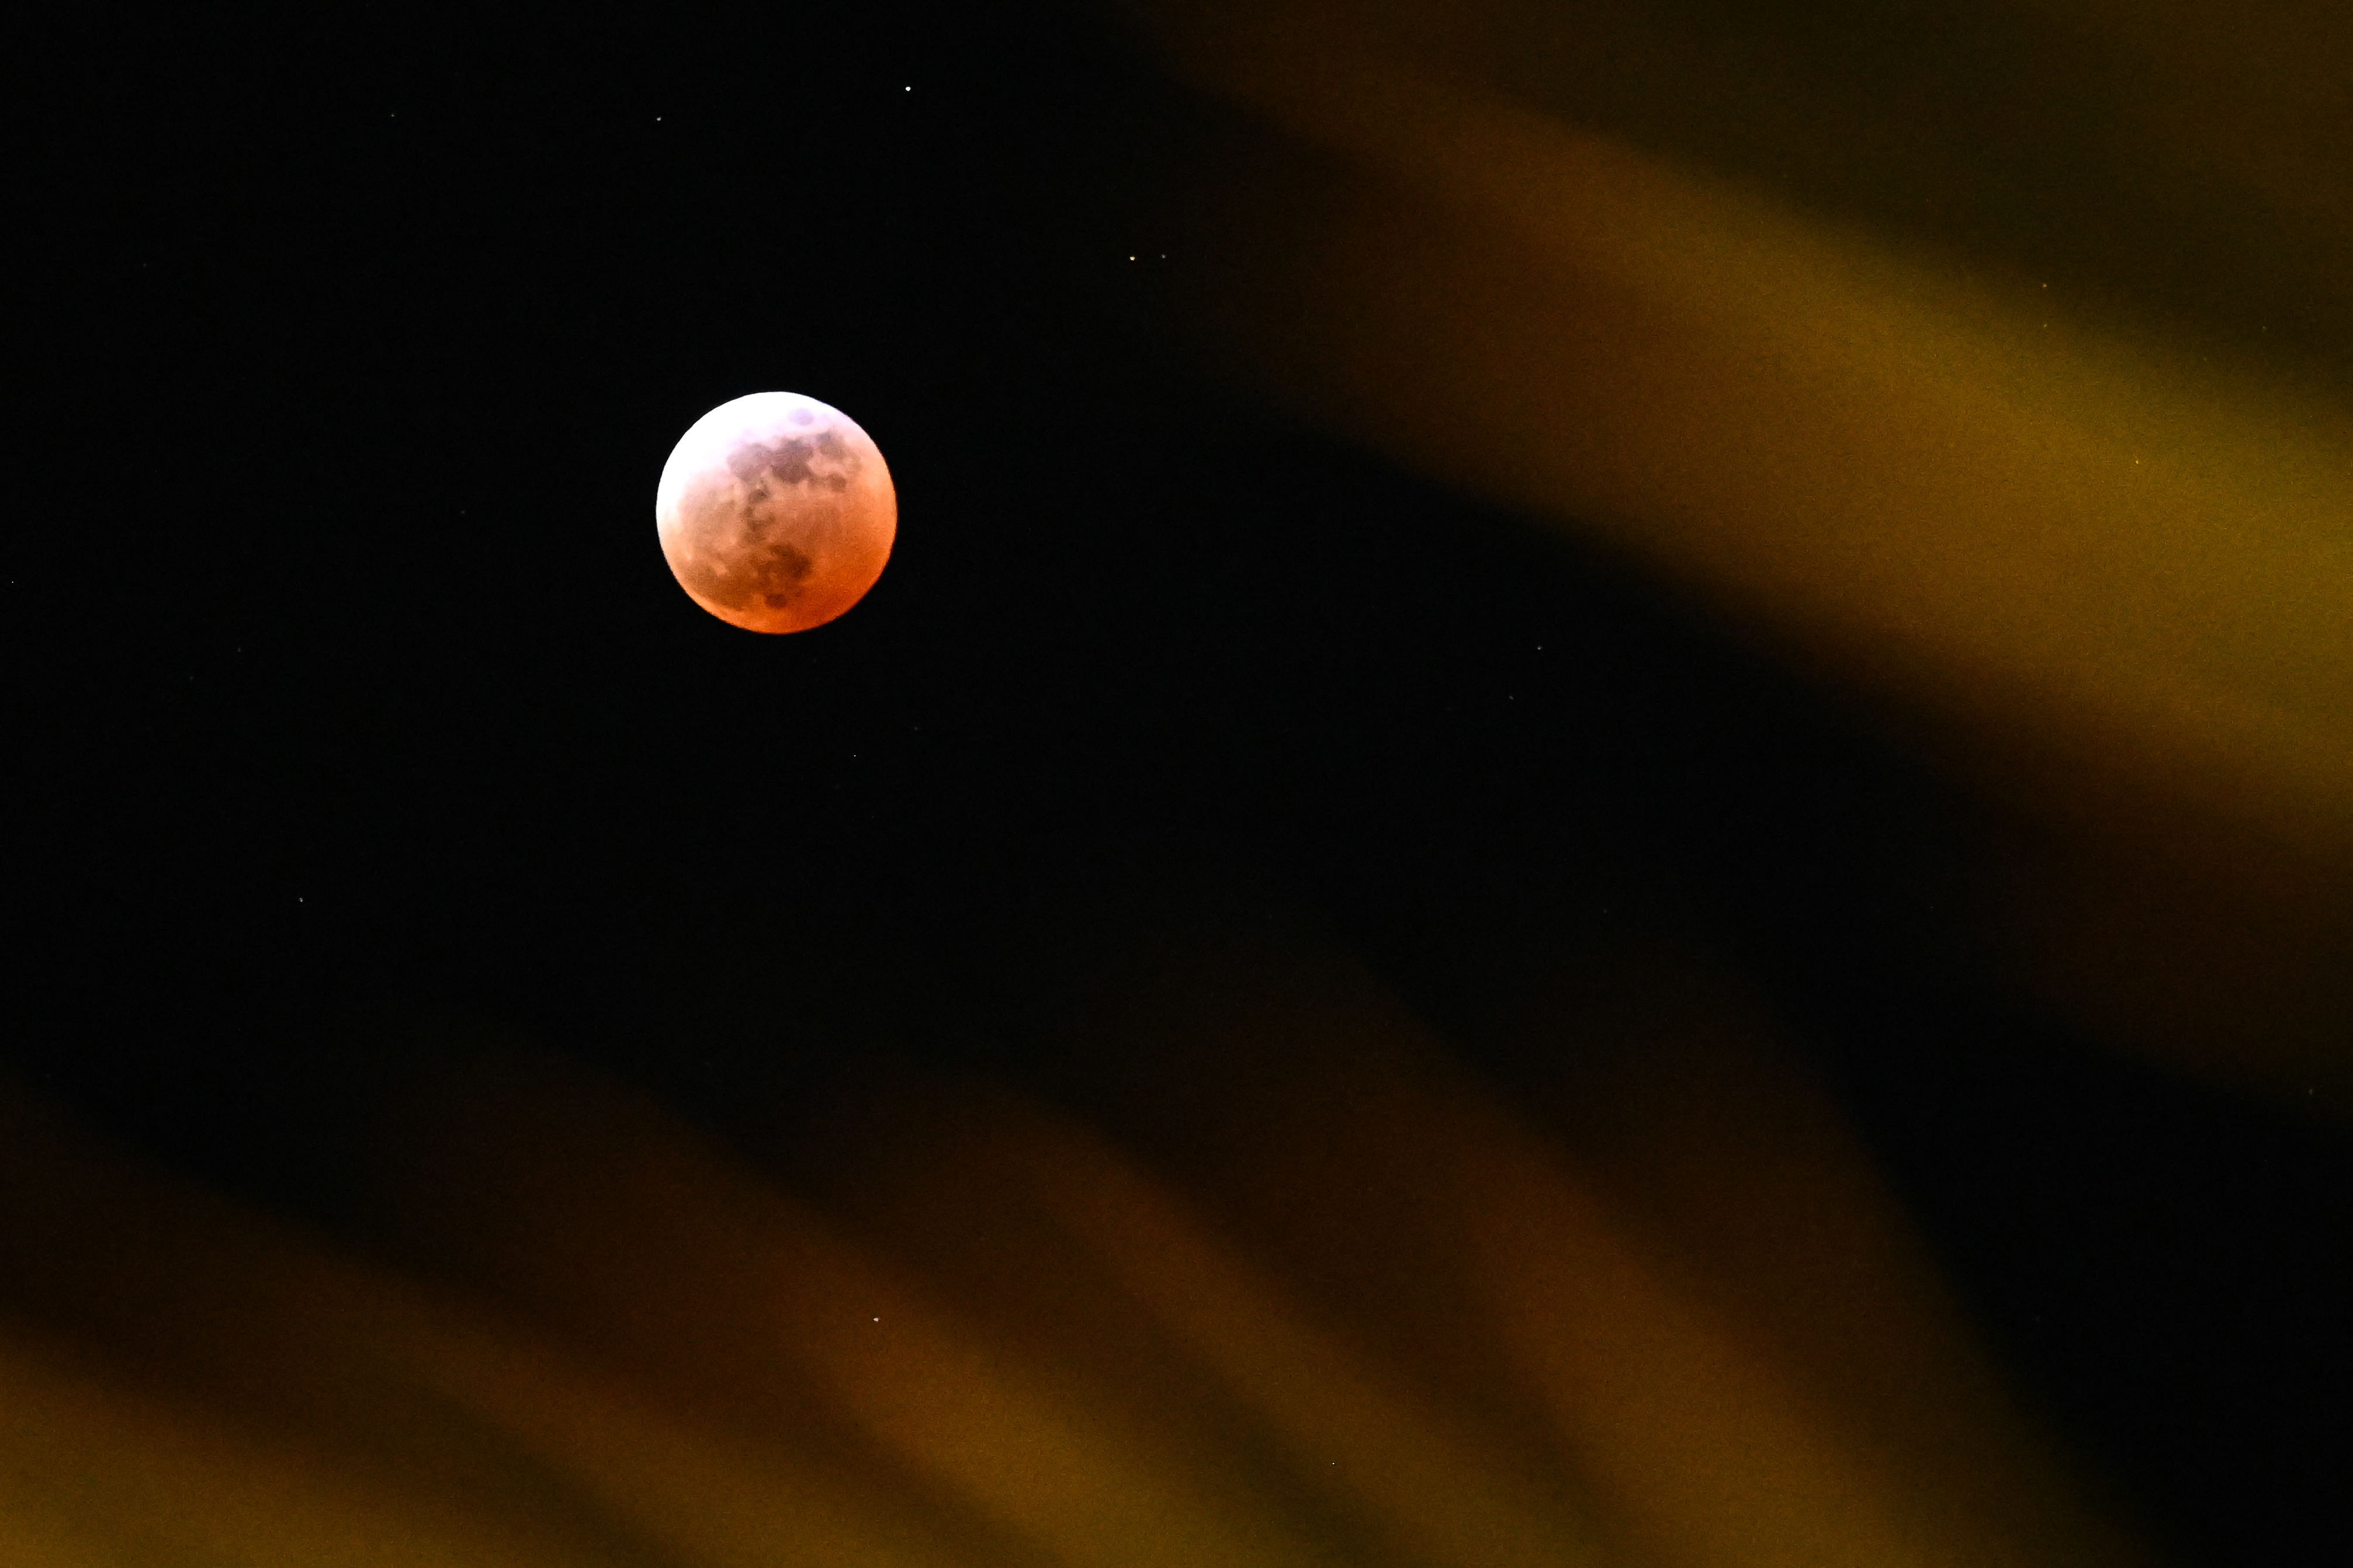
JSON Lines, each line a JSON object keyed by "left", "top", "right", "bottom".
{"left": 1130, "top": 0, "right": 2353, "bottom": 1100}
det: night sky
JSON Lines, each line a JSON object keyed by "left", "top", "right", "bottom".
{"left": 12, "top": 5, "right": 2348, "bottom": 1565}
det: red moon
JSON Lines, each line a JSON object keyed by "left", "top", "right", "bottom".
{"left": 655, "top": 392, "right": 896, "bottom": 633}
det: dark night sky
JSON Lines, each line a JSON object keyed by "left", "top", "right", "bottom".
{"left": 11, "top": 5, "right": 2348, "bottom": 1564}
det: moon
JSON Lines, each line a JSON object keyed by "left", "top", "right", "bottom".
{"left": 655, "top": 392, "right": 896, "bottom": 633}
